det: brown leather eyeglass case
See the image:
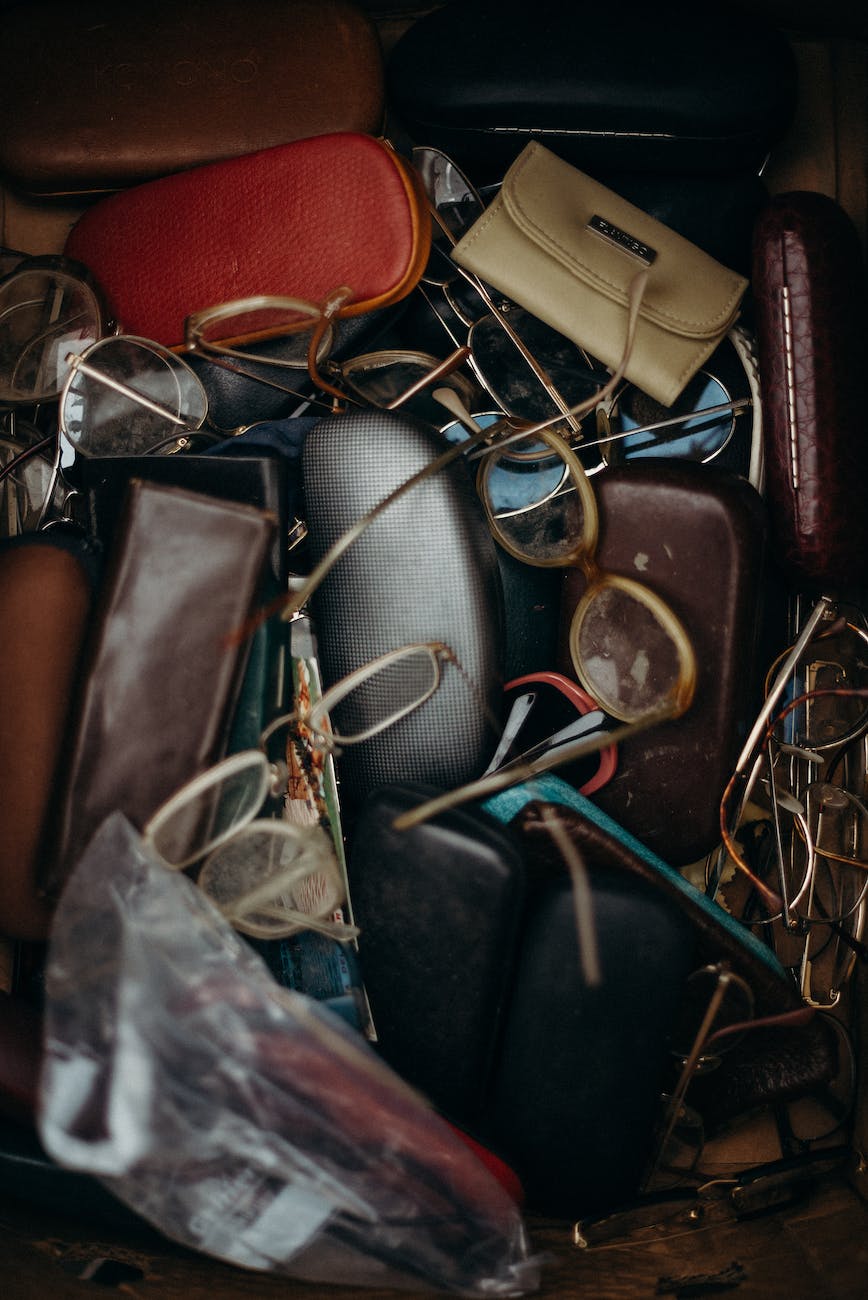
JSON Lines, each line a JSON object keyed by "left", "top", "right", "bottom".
{"left": 0, "top": 0, "right": 385, "bottom": 197}
{"left": 38, "top": 481, "right": 276, "bottom": 901}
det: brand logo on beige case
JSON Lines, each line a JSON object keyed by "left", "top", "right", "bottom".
{"left": 587, "top": 215, "right": 657, "bottom": 266}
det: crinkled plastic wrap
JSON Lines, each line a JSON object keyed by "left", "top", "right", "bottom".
{"left": 38, "top": 813, "right": 539, "bottom": 1295}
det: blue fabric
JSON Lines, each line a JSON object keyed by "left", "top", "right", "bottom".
{"left": 484, "top": 774, "right": 786, "bottom": 977}
{"left": 205, "top": 416, "right": 320, "bottom": 523}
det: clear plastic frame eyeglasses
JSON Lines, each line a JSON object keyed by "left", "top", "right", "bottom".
{"left": 143, "top": 641, "right": 457, "bottom": 938}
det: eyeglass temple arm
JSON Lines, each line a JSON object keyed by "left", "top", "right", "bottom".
{"left": 708, "top": 596, "right": 833, "bottom": 904}
{"left": 391, "top": 703, "right": 676, "bottom": 831}
{"left": 642, "top": 967, "right": 740, "bottom": 1191}
{"left": 481, "top": 691, "right": 537, "bottom": 775}
{"left": 431, "top": 204, "right": 584, "bottom": 433}
{"left": 384, "top": 345, "right": 472, "bottom": 411}
{"left": 491, "top": 710, "right": 609, "bottom": 777}
{"left": 65, "top": 352, "right": 190, "bottom": 427}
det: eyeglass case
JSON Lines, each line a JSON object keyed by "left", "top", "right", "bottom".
{"left": 485, "top": 779, "right": 836, "bottom": 1155}
{"left": 558, "top": 461, "right": 768, "bottom": 867}
{"left": 0, "top": 534, "right": 98, "bottom": 940}
{"left": 63, "top": 133, "right": 431, "bottom": 348}
{"left": 386, "top": 0, "right": 797, "bottom": 182}
{"left": 347, "top": 783, "right": 527, "bottom": 1127}
{"left": 38, "top": 481, "right": 276, "bottom": 900}
{"left": 481, "top": 822, "right": 697, "bottom": 1216}
{"left": 751, "top": 190, "right": 868, "bottom": 592}
{"left": 0, "top": 0, "right": 385, "bottom": 197}
{"left": 300, "top": 408, "right": 504, "bottom": 812}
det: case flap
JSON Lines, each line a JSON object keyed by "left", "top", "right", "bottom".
{"left": 39, "top": 481, "right": 276, "bottom": 899}
{"left": 498, "top": 144, "right": 747, "bottom": 341}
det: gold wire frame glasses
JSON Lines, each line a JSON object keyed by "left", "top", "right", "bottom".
{"left": 184, "top": 287, "right": 472, "bottom": 412}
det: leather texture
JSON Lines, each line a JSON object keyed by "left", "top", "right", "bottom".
{"left": 0, "top": 535, "right": 98, "bottom": 940}
{"left": 452, "top": 144, "right": 748, "bottom": 407}
{"left": 64, "top": 133, "right": 431, "bottom": 347}
{"left": 387, "top": 0, "right": 797, "bottom": 182}
{"left": 752, "top": 190, "right": 868, "bottom": 590}
{"left": 38, "top": 482, "right": 275, "bottom": 899}
{"left": 79, "top": 452, "right": 289, "bottom": 586}
{"left": 558, "top": 462, "right": 768, "bottom": 866}
{"left": 0, "top": 0, "right": 385, "bottom": 196}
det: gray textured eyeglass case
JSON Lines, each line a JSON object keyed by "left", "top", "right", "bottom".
{"left": 301, "top": 409, "right": 505, "bottom": 811}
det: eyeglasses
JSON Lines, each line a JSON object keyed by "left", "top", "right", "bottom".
{"left": 412, "top": 148, "right": 761, "bottom": 483}
{"left": 184, "top": 288, "right": 472, "bottom": 415}
{"left": 413, "top": 145, "right": 593, "bottom": 435}
{"left": 642, "top": 962, "right": 756, "bottom": 1187}
{"left": 260, "top": 259, "right": 648, "bottom": 640}
{"left": 143, "top": 641, "right": 457, "bottom": 937}
{"left": 712, "top": 597, "right": 868, "bottom": 1005}
{"left": 59, "top": 334, "right": 228, "bottom": 458}
{"left": 390, "top": 438, "right": 697, "bottom": 830}
{"left": 479, "top": 425, "right": 696, "bottom": 721}
{"left": 0, "top": 253, "right": 110, "bottom": 407}
{"left": 488, "top": 671, "right": 618, "bottom": 797}
{"left": 0, "top": 416, "right": 62, "bottom": 537}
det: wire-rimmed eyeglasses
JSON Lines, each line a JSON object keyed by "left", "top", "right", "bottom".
{"left": 143, "top": 641, "right": 457, "bottom": 938}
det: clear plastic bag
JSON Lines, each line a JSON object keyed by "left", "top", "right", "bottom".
{"left": 38, "top": 812, "right": 539, "bottom": 1295}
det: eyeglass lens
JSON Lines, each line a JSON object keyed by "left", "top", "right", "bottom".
{"left": 61, "top": 336, "right": 208, "bottom": 456}
{"left": 1, "top": 425, "right": 57, "bottom": 536}
{"left": 147, "top": 754, "right": 269, "bottom": 870}
{"left": 321, "top": 644, "right": 444, "bottom": 745}
{"left": 0, "top": 264, "right": 103, "bottom": 405}
{"left": 196, "top": 821, "right": 344, "bottom": 940}
{"left": 480, "top": 432, "right": 694, "bottom": 722}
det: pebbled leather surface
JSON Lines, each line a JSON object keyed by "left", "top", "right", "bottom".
{"left": 64, "top": 133, "right": 430, "bottom": 347}
{"left": 752, "top": 191, "right": 868, "bottom": 590}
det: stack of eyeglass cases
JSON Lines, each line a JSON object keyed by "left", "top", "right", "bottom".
{"left": 1, "top": 0, "right": 868, "bottom": 1290}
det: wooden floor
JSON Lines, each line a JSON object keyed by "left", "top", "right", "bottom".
{"left": 2, "top": 1172, "right": 868, "bottom": 1299}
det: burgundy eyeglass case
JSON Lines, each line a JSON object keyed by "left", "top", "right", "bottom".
{"left": 751, "top": 190, "right": 868, "bottom": 592}
{"left": 0, "top": 0, "right": 385, "bottom": 197}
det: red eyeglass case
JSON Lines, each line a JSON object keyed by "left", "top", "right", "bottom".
{"left": 63, "top": 133, "right": 431, "bottom": 348}
{"left": 0, "top": 0, "right": 385, "bottom": 198}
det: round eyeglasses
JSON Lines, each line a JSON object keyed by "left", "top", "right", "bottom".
{"left": 478, "top": 426, "right": 697, "bottom": 723}
{"left": 0, "top": 255, "right": 109, "bottom": 406}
